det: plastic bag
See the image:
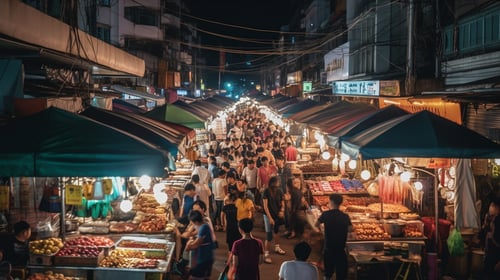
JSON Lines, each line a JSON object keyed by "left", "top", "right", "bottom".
{"left": 447, "top": 228, "right": 464, "bottom": 256}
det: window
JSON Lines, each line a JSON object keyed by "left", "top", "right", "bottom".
{"left": 99, "top": 0, "right": 111, "bottom": 7}
{"left": 96, "top": 25, "right": 111, "bottom": 43}
{"left": 124, "top": 7, "right": 158, "bottom": 27}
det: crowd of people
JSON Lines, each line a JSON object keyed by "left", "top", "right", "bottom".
{"left": 169, "top": 106, "right": 354, "bottom": 280}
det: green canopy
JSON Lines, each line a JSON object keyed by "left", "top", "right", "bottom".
{"left": 0, "top": 107, "right": 168, "bottom": 177}
{"left": 341, "top": 110, "right": 500, "bottom": 159}
{"left": 144, "top": 103, "right": 205, "bottom": 129}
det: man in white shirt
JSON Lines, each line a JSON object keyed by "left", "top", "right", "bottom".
{"left": 192, "top": 159, "right": 210, "bottom": 186}
{"left": 241, "top": 159, "right": 258, "bottom": 195}
{"left": 191, "top": 174, "right": 212, "bottom": 217}
{"left": 279, "top": 241, "right": 319, "bottom": 280}
{"left": 211, "top": 170, "right": 228, "bottom": 231}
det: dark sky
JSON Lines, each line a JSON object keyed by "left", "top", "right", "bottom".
{"left": 185, "top": 0, "right": 294, "bottom": 89}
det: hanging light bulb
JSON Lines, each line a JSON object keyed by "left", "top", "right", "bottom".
{"left": 400, "top": 171, "right": 411, "bottom": 182}
{"left": 321, "top": 151, "right": 331, "bottom": 160}
{"left": 414, "top": 182, "right": 423, "bottom": 191}
{"left": 340, "top": 153, "right": 350, "bottom": 162}
{"left": 348, "top": 160, "right": 357, "bottom": 169}
{"left": 153, "top": 183, "right": 164, "bottom": 194}
{"left": 120, "top": 199, "right": 133, "bottom": 213}
{"left": 139, "top": 175, "right": 152, "bottom": 190}
{"left": 154, "top": 192, "right": 168, "bottom": 204}
{"left": 360, "top": 170, "right": 371, "bottom": 180}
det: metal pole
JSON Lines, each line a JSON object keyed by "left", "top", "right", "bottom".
{"left": 59, "top": 177, "right": 66, "bottom": 240}
{"left": 434, "top": 169, "right": 439, "bottom": 249}
{"left": 405, "top": 0, "right": 415, "bottom": 95}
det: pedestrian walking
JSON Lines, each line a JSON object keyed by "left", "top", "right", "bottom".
{"left": 231, "top": 218, "right": 264, "bottom": 280}
{"left": 314, "top": 194, "right": 352, "bottom": 280}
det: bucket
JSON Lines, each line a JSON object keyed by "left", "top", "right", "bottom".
{"left": 471, "top": 250, "right": 485, "bottom": 275}
{"left": 446, "top": 245, "right": 470, "bottom": 279}
{"left": 427, "top": 252, "right": 438, "bottom": 280}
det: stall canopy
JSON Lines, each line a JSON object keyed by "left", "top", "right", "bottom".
{"left": 269, "top": 97, "right": 299, "bottom": 111}
{"left": 0, "top": 107, "right": 168, "bottom": 177}
{"left": 80, "top": 106, "right": 178, "bottom": 170}
{"left": 288, "top": 102, "right": 330, "bottom": 122}
{"left": 279, "top": 99, "right": 320, "bottom": 118}
{"left": 295, "top": 101, "right": 377, "bottom": 131}
{"left": 204, "top": 96, "right": 231, "bottom": 110}
{"left": 327, "top": 105, "right": 410, "bottom": 148}
{"left": 112, "top": 98, "right": 146, "bottom": 114}
{"left": 341, "top": 110, "right": 500, "bottom": 159}
{"left": 144, "top": 103, "right": 205, "bottom": 129}
{"left": 173, "top": 100, "right": 212, "bottom": 120}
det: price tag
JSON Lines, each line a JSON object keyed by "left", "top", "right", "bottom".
{"left": 0, "top": 186, "right": 9, "bottom": 210}
{"left": 83, "top": 183, "right": 93, "bottom": 200}
{"left": 102, "top": 179, "right": 113, "bottom": 195}
{"left": 65, "top": 185, "right": 83, "bottom": 206}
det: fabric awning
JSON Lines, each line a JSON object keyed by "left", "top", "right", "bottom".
{"left": 110, "top": 85, "right": 165, "bottom": 103}
{"left": 341, "top": 110, "right": 500, "bottom": 159}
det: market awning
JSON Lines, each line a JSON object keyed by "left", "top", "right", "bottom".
{"left": 341, "top": 110, "right": 500, "bottom": 159}
{"left": 110, "top": 85, "right": 165, "bottom": 103}
{"left": 326, "top": 105, "right": 410, "bottom": 148}
{"left": 288, "top": 102, "right": 330, "bottom": 122}
{"left": 173, "top": 100, "right": 212, "bottom": 120}
{"left": 112, "top": 99, "right": 146, "bottom": 114}
{"left": 0, "top": 107, "right": 168, "bottom": 177}
{"left": 0, "top": 0, "right": 145, "bottom": 77}
{"left": 293, "top": 101, "right": 377, "bottom": 129}
{"left": 144, "top": 103, "right": 206, "bottom": 129}
{"left": 279, "top": 99, "right": 320, "bottom": 118}
{"left": 80, "top": 106, "right": 179, "bottom": 170}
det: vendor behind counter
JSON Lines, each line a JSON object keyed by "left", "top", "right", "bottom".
{"left": 0, "top": 221, "right": 31, "bottom": 266}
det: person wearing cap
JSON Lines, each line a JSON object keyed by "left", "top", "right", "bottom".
{"left": 0, "top": 221, "right": 31, "bottom": 266}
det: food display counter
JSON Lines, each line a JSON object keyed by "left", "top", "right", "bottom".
{"left": 28, "top": 235, "right": 175, "bottom": 280}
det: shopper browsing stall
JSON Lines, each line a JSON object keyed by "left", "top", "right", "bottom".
{"left": 314, "top": 194, "right": 352, "bottom": 280}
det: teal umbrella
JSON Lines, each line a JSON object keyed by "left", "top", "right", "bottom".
{"left": 0, "top": 107, "right": 168, "bottom": 177}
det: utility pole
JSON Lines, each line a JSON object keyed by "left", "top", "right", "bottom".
{"left": 405, "top": 0, "right": 416, "bottom": 96}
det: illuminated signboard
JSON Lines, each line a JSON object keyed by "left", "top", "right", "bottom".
{"left": 303, "top": 81, "right": 312, "bottom": 92}
{"left": 333, "top": 81, "right": 380, "bottom": 96}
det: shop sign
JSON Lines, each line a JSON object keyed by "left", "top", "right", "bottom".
{"left": 333, "top": 80, "right": 380, "bottom": 96}
{"left": 379, "top": 97, "right": 462, "bottom": 124}
{"left": 303, "top": 81, "right": 312, "bottom": 93}
{"left": 0, "top": 186, "right": 9, "bottom": 210}
{"left": 379, "top": 80, "right": 401, "bottom": 96}
{"left": 427, "top": 158, "right": 451, "bottom": 169}
{"left": 83, "top": 183, "right": 93, "bottom": 200}
{"left": 324, "top": 42, "right": 349, "bottom": 83}
{"left": 65, "top": 185, "right": 83, "bottom": 206}
{"left": 102, "top": 179, "right": 113, "bottom": 195}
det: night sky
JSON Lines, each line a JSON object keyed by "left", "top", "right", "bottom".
{"left": 185, "top": 0, "right": 293, "bottom": 90}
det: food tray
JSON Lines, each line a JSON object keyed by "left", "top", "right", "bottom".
{"left": 115, "top": 236, "right": 170, "bottom": 251}
{"left": 29, "top": 253, "right": 55, "bottom": 266}
{"left": 53, "top": 251, "right": 104, "bottom": 267}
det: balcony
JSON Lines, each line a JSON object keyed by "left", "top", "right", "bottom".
{"left": 443, "top": 5, "right": 500, "bottom": 57}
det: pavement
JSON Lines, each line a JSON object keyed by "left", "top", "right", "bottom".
{"left": 171, "top": 211, "right": 325, "bottom": 280}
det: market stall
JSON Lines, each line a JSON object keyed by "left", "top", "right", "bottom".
{"left": 0, "top": 107, "right": 177, "bottom": 279}
{"left": 339, "top": 109, "right": 500, "bottom": 279}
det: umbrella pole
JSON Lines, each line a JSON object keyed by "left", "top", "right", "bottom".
{"left": 59, "top": 177, "right": 66, "bottom": 240}
{"left": 434, "top": 169, "right": 439, "bottom": 249}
